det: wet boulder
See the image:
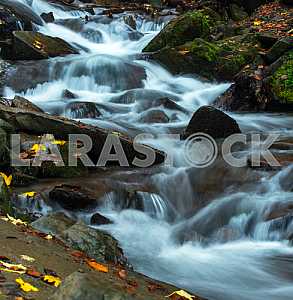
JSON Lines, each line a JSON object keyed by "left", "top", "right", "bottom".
{"left": 49, "top": 184, "right": 101, "bottom": 211}
{"left": 40, "top": 12, "right": 55, "bottom": 23}
{"left": 135, "top": 97, "right": 188, "bottom": 114}
{"left": 31, "top": 212, "right": 76, "bottom": 236}
{"left": 0, "top": 7, "right": 23, "bottom": 40}
{"left": 182, "top": 105, "right": 241, "bottom": 140}
{"left": 90, "top": 213, "right": 112, "bottom": 225}
{"left": 0, "top": 0, "right": 43, "bottom": 27}
{"left": 65, "top": 101, "right": 101, "bottom": 119}
{"left": 61, "top": 221, "right": 127, "bottom": 264}
{"left": 0, "top": 98, "right": 165, "bottom": 166}
{"left": 11, "top": 95, "right": 44, "bottom": 113}
{"left": 136, "top": 109, "right": 170, "bottom": 124}
{"left": 7, "top": 31, "right": 78, "bottom": 60}
{"left": 143, "top": 9, "right": 218, "bottom": 52}
{"left": 152, "top": 34, "right": 260, "bottom": 80}
{"left": 215, "top": 50, "right": 293, "bottom": 111}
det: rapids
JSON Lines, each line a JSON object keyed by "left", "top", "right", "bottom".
{"left": 6, "top": 1, "right": 293, "bottom": 299}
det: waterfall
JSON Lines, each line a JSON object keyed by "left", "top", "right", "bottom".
{"left": 5, "top": 1, "right": 293, "bottom": 300}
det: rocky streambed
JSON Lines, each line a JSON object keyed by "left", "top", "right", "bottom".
{"left": 0, "top": 0, "right": 293, "bottom": 300}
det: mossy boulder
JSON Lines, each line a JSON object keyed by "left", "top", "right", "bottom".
{"left": 3, "top": 31, "right": 78, "bottom": 60}
{"left": 152, "top": 34, "right": 260, "bottom": 81}
{"left": 143, "top": 9, "right": 216, "bottom": 52}
{"left": 269, "top": 51, "right": 293, "bottom": 104}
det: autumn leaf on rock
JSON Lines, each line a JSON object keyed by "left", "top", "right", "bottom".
{"left": 0, "top": 172, "right": 12, "bottom": 187}
{"left": 166, "top": 290, "right": 195, "bottom": 300}
{"left": 0, "top": 261, "right": 27, "bottom": 274}
{"left": 86, "top": 259, "right": 108, "bottom": 273}
{"left": 16, "top": 278, "right": 39, "bottom": 292}
{"left": 42, "top": 275, "right": 62, "bottom": 287}
{"left": 20, "top": 255, "right": 35, "bottom": 262}
{"left": 118, "top": 269, "right": 127, "bottom": 280}
{"left": 26, "top": 269, "right": 41, "bottom": 278}
{"left": 22, "top": 192, "right": 37, "bottom": 198}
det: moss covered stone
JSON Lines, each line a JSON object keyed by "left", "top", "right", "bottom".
{"left": 153, "top": 34, "right": 260, "bottom": 81}
{"left": 270, "top": 51, "right": 293, "bottom": 104}
{"left": 143, "top": 10, "right": 214, "bottom": 52}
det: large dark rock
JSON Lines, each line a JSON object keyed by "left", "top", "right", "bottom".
{"left": 0, "top": 102, "right": 165, "bottom": 166}
{"left": 61, "top": 221, "right": 127, "bottom": 264}
{"left": 65, "top": 101, "right": 101, "bottom": 119}
{"left": 31, "top": 213, "right": 127, "bottom": 265}
{"left": 6, "top": 31, "right": 78, "bottom": 60}
{"left": 0, "top": 0, "right": 43, "bottom": 26}
{"left": 49, "top": 184, "right": 100, "bottom": 211}
{"left": 143, "top": 9, "right": 219, "bottom": 52}
{"left": 11, "top": 95, "right": 44, "bottom": 113}
{"left": 215, "top": 50, "right": 293, "bottom": 111}
{"left": 151, "top": 34, "right": 260, "bottom": 81}
{"left": 90, "top": 213, "right": 112, "bottom": 225}
{"left": 182, "top": 105, "right": 241, "bottom": 139}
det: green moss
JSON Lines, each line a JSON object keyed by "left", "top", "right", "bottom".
{"left": 190, "top": 38, "right": 220, "bottom": 62}
{"left": 270, "top": 51, "right": 293, "bottom": 103}
{"left": 143, "top": 9, "right": 213, "bottom": 52}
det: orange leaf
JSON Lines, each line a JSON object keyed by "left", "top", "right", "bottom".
{"left": 26, "top": 269, "right": 41, "bottom": 278}
{"left": 71, "top": 251, "right": 85, "bottom": 258}
{"left": 118, "top": 269, "right": 127, "bottom": 280}
{"left": 86, "top": 260, "right": 108, "bottom": 273}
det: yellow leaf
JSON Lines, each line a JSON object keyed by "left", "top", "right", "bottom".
{"left": 0, "top": 172, "right": 12, "bottom": 186}
{"left": 22, "top": 191, "right": 37, "bottom": 198}
{"left": 0, "top": 261, "right": 27, "bottom": 274}
{"left": 253, "top": 20, "right": 262, "bottom": 26}
{"left": 52, "top": 140, "right": 66, "bottom": 146}
{"left": 86, "top": 260, "right": 108, "bottom": 273}
{"left": 16, "top": 278, "right": 39, "bottom": 292}
{"left": 20, "top": 255, "right": 35, "bottom": 262}
{"left": 42, "top": 275, "right": 61, "bottom": 287}
{"left": 0, "top": 214, "right": 27, "bottom": 226}
{"left": 44, "top": 234, "right": 53, "bottom": 240}
{"left": 166, "top": 290, "right": 195, "bottom": 300}
{"left": 31, "top": 144, "right": 46, "bottom": 153}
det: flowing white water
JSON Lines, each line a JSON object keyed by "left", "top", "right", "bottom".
{"left": 7, "top": 1, "right": 293, "bottom": 299}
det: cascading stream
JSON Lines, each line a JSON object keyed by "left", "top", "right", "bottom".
{"left": 6, "top": 1, "right": 293, "bottom": 299}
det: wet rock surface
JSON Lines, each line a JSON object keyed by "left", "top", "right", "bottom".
{"left": 182, "top": 105, "right": 241, "bottom": 139}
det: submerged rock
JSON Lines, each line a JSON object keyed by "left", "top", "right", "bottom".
{"left": 182, "top": 105, "right": 241, "bottom": 140}
{"left": 65, "top": 101, "right": 102, "bottom": 119}
{"left": 5, "top": 31, "right": 78, "bottom": 60}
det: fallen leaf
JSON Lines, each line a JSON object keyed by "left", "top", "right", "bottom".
{"left": 86, "top": 259, "right": 108, "bottom": 273}
{"left": 253, "top": 20, "right": 262, "bottom": 26}
{"left": 26, "top": 269, "right": 41, "bottom": 278}
{"left": 166, "top": 290, "right": 195, "bottom": 300}
{"left": 44, "top": 234, "right": 53, "bottom": 240}
{"left": 16, "top": 278, "right": 39, "bottom": 292}
{"left": 0, "top": 261, "right": 27, "bottom": 274}
{"left": 0, "top": 172, "right": 12, "bottom": 187}
{"left": 20, "top": 255, "right": 35, "bottom": 262}
{"left": 71, "top": 251, "right": 85, "bottom": 259}
{"left": 0, "top": 214, "right": 27, "bottom": 226}
{"left": 52, "top": 140, "right": 66, "bottom": 146}
{"left": 42, "top": 275, "right": 61, "bottom": 287}
{"left": 118, "top": 269, "right": 127, "bottom": 280}
{"left": 22, "top": 192, "right": 37, "bottom": 198}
